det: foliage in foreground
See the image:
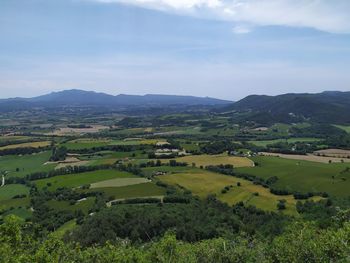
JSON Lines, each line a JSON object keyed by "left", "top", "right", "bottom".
{"left": 1, "top": 215, "right": 349, "bottom": 263}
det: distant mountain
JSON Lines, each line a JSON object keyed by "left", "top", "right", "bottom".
{"left": 0, "top": 89, "right": 232, "bottom": 111}
{"left": 228, "top": 91, "right": 350, "bottom": 124}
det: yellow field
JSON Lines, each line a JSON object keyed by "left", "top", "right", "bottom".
{"left": 0, "top": 141, "right": 51, "bottom": 150}
{"left": 159, "top": 170, "right": 320, "bottom": 215}
{"left": 174, "top": 154, "right": 254, "bottom": 168}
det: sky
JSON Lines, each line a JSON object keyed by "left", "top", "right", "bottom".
{"left": 1, "top": 0, "right": 350, "bottom": 100}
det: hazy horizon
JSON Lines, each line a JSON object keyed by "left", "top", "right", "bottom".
{"left": 1, "top": 0, "right": 350, "bottom": 100}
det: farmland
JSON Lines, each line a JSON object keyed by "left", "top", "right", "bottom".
{"left": 81, "top": 183, "right": 166, "bottom": 200}
{"left": 0, "top": 141, "right": 50, "bottom": 150}
{"left": 158, "top": 169, "right": 320, "bottom": 215}
{"left": 1, "top": 102, "right": 350, "bottom": 262}
{"left": 249, "top": 137, "right": 321, "bottom": 147}
{"left": 0, "top": 151, "right": 54, "bottom": 178}
{"left": 35, "top": 170, "right": 136, "bottom": 190}
{"left": 0, "top": 184, "right": 29, "bottom": 201}
{"left": 237, "top": 156, "right": 350, "bottom": 197}
{"left": 174, "top": 154, "right": 254, "bottom": 168}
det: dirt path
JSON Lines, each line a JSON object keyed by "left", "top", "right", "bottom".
{"left": 1, "top": 175, "right": 4, "bottom": 187}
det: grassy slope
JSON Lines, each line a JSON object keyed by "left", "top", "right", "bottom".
{"left": 83, "top": 183, "right": 166, "bottom": 200}
{"left": 0, "top": 184, "right": 30, "bottom": 201}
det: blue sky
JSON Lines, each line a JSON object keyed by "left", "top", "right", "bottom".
{"left": 1, "top": 0, "right": 350, "bottom": 100}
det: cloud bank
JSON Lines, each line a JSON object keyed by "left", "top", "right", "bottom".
{"left": 92, "top": 0, "right": 350, "bottom": 33}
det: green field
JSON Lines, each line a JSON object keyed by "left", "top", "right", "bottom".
{"left": 0, "top": 184, "right": 30, "bottom": 201}
{"left": 0, "top": 151, "right": 55, "bottom": 178}
{"left": 82, "top": 182, "right": 166, "bottom": 200}
{"left": 249, "top": 137, "right": 321, "bottom": 147}
{"left": 35, "top": 170, "right": 136, "bottom": 190}
{"left": 54, "top": 220, "right": 77, "bottom": 238}
{"left": 2, "top": 207, "right": 32, "bottom": 220}
{"left": 237, "top": 156, "right": 350, "bottom": 196}
{"left": 47, "top": 197, "right": 96, "bottom": 214}
{"left": 335, "top": 125, "right": 350, "bottom": 133}
{"left": 62, "top": 138, "right": 162, "bottom": 150}
{"left": 90, "top": 177, "right": 150, "bottom": 188}
{"left": 0, "top": 197, "right": 30, "bottom": 211}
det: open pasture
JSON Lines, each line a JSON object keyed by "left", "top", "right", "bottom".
{"left": 0, "top": 197, "right": 30, "bottom": 211}
{"left": 237, "top": 156, "right": 350, "bottom": 197}
{"left": 35, "top": 170, "right": 136, "bottom": 190}
{"left": 82, "top": 182, "right": 166, "bottom": 200}
{"left": 0, "top": 151, "right": 55, "bottom": 178}
{"left": 0, "top": 184, "right": 29, "bottom": 201}
{"left": 47, "top": 197, "right": 95, "bottom": 214}
{"left": 174, "top": 154, "right": 254, "bottom": 168}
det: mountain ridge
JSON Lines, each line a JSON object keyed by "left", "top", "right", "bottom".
{"left": 228, "top": 91, "right": 350, "bottom": 124}
{"left": 0, "top": 89, "right": 231, "bottom": 108}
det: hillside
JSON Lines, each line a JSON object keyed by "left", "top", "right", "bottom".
{"left": 229, "top": 91, "right": 350, "bottom": 124}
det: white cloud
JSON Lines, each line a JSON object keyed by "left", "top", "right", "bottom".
{"left": 232, "top": 24, "right": 252, "bottom": 34}
{"left": 90, "top": 0, "right": 350, "bottom": 33}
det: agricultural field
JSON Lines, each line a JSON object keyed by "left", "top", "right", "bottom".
{"left": 0, "top": 151, "right": 55, "bottom": 178}
{"left": 62, "top": 138, "right": 164, "bottom": 150}
{"left": 81, "top": 182, "right": 166, "bottom": 201}
{"left": 174, "top": 154, "right": 254, "bottom": 168}
{"left": 90, "top": 177, "right": 150, "bottom": 188}
{"left": 249, "top": 137, "right": 321, "bottom": 147}
{"left": 47, "top": 197, "right": 96, "bottom": 214}
{"left": 334, "top": 125, "right": 350, "bottom": 133}
{"left": 237, "top": 156, "right": 350, "bottom": 197}
{"left": 260, "top": 152, "right": 350, "bottom": 163}
{"left": 0, "top": 184, "right": 30, "bottom": 201}
{"left": 35, "top": 170, "right": 136, "bottom": 190}
{"left": 158, "top": 169, "right": 315, "bottom": 215}
{"left": 0, "top": 141, "right": 50, "bottom": 150}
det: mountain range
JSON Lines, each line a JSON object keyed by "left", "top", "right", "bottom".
{"left": 1, "top": 89, "right": 350, "bottom": 123}
{"left": 0, "top": 89, "right": 231, "bottom": 111}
